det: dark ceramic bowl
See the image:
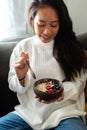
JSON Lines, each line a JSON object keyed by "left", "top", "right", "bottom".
{"left": 34, "top": 78, "right": 64, "bottom": 101}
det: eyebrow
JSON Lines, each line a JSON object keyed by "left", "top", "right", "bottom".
{"left": 38, "top": 20, "right": 59, "bottom": 24}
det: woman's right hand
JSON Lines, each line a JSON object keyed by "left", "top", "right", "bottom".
{"left": 14, "top": 52, "right": 29, "bottom": 80}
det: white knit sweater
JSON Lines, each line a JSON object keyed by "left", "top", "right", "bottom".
{"left": 8, "top": 35, "right": 87, "bottom": 130}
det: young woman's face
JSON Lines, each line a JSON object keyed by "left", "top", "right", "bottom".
{"left": 32, "top": 7, "right": 59, "bottom": 43}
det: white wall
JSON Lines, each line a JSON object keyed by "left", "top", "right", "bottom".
{"left": 64, "top": 0, "right": 87, "bottom": 35}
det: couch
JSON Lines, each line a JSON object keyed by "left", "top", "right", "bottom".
{"left": 0, "top": 34, "right": 87, "bottom": 122}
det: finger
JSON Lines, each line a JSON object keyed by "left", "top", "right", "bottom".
{"left": 25, "top": 52, "right": 29, "bottom": 59}
{"left": 20, "top": 52, "right": 26, "bottom": 57}
{"left": 57, "top": 93, "right": 64, "bottom": 101}
{"left": 35, "top": 97, "right": 41, "bottom": 102}
{"left": 41, "top": 98, "right": 57, "bottom": 104}
{"left": 20, "top": 52, "right": 29, "bottom": 62}
{"left": 15, "top": 57, "right": 27, "bottom": 69}
{"left": 57, "top": 96, "right": 64, "bottom": 101}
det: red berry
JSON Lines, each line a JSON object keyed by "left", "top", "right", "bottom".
{"left": 47, "top": 89, "right": 54, "bottom": 93}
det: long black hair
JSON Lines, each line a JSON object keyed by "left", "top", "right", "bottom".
{"left": 28, "top": 0, "right": 87, "bottom": 81}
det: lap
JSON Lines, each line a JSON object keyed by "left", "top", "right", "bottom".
{"left": 54, "top": 117, "right": 87, "bottom": 130}
{"left": 0, "top": 112, "right": 33, "bottom": 130}
{"left": 0, "top": 114, "right": 87, "bottom": 130}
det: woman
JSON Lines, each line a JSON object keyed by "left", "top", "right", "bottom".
{"left": 0, "top": 0, "right": 87, "bottom": 130}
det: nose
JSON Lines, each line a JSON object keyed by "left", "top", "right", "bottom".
{"left": 43, "top": 26, "right": 51, "bottom": 35}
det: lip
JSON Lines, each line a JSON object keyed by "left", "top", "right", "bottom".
{"left": 41, "top": 35, "right": 52, "bottom": 43}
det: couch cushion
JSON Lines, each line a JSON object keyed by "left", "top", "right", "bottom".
{"left": 77, "top": 33, "right": 87, "bottom": 50}
{"left": 0, "top": 42, "right": 19, "bottom": 116}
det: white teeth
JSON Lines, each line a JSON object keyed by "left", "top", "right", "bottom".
{"left": 43, "top": 36, "right": 50, "bottom": 39}
{"left": 41, "top": 34, "right": 50, "bottom": 39}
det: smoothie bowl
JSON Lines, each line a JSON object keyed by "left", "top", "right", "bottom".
{"left": 34, "top": 78, "right": 64, "bottom": 101}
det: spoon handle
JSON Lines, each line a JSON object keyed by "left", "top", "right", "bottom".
{"left": 27, "top": 61, "right": 36, "bottom": 79}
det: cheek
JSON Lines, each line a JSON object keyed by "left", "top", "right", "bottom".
{"left": 53, "top": 27, "right": 59, "bottom": 36}
{"left": 56, "top": 28, "right": 59, "bottom": 34}
{"left": 34, "top": 26, "right": 43, "bottom": 35}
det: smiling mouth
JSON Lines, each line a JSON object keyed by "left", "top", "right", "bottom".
{"left": 41, "top": 35, "right": 52, "bottom": 41}
{"left": 41, "top": 37, "right": 51, "bottom": 43}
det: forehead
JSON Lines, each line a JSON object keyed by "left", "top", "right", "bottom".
{"left": 35, "top": 6, "right": 59, "bottom": 22}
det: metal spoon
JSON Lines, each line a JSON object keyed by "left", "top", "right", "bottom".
{"left": 27, "top": 61, "right": 36, "bottom": 79}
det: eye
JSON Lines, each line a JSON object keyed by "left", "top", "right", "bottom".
{"left": 37, "top": 22, "right": 45, "bottom": 27}
{"left": 50, "top": 23, "right": 59, "bottom": 28}
{"left": 50, "top": 21, "right": 59, "bottom": 27}
{"left": 38, "top": 24, "right": 45, "bottom": 27}
{"left": 51, "top": 25, "right": 58, "bottom": 27}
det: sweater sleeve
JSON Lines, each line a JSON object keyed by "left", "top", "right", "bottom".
{"left": 62, "top": 70, "right": 87, "bottom": 101}
{"left": 8, "top": 42, "right": 31, "bottom": 94}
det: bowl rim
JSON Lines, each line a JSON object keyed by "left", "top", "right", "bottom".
{"left": 34, "top": 78, "right": 63, "bottom": 94}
